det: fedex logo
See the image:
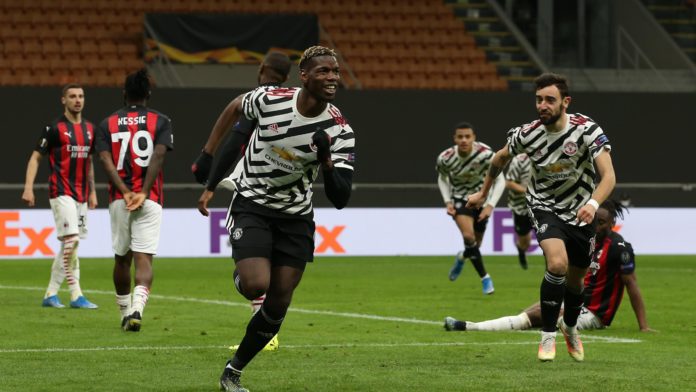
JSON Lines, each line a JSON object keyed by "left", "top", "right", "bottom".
{"left": 491, "top": 210, "right": 539, "bottom": 252}
{"left": 208, "top": 211, "right": 346, "bottom": 255}
{"left": 0, "top": 212, "right": 55, "bottom": 256}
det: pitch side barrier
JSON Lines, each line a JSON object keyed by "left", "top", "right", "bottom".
{"left": 2, "top": 207, "right": 694, "bottom": 258}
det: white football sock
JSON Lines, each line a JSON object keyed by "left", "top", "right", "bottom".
{"left": 116, "top": 293, "right": 132, "bottom": 319}
{"left": 61, "top": 237, "right": 83, "bottom": 301}
{"left": 467, "top": 312, "right": 532, "bottom": 331}
{"left": 45, "top": 249, "right": 65, "bottom": 298}
{"left": 131, "top": 285, "right": 150, "bottom": 315}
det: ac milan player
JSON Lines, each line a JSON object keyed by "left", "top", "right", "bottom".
{"left": 444, "top": 200, "right": 655, "bottom": 333}
{"left": 95, "top": 69, "right": 173, "bottom": 332}
{"left": 22, "top": 83, "right": 99, "bottom": 309}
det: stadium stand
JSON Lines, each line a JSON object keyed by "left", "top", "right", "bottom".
{"left": 0, "top": 0, "right": 513, "bottom": 91}
{"left": 642, "top": 0, "right": 696, "bottom": 63}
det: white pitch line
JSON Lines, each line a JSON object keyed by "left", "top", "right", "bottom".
{"left": 0, "top": 338, "right": 640, "bottom": 354}
{"left": 0, "top": 284, "right": 641, "bottom": 344}
{"left": 0, "top": 284, "right": 440, "bottom": 325}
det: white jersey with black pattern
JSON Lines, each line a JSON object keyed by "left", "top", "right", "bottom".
{"left": 234, "top": 86, "right": 355, "bottom": 215}
{"left": 436, "top": 141, "right": 495, "bottom": 200}
{"left": 504, "top": 153, "right": 532, "bottom": 216}
{"left": 507, "top": 113, "right": 611, "bottom": 225}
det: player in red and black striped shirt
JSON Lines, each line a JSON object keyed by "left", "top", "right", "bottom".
{"left": 445, "top": 200, "right": 654, "bottom": 333}
{"left": 95, "top": 69, "right": 173, "bottom": 332}
{"left": 22, "top": 83, "right": 99, "bottom": 309}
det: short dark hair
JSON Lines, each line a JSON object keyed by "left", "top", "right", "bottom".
{"left": 264, "top": 51, "right": 292, "bottom": 78}
{"left": 299, "top": 45, "right": 336, "bottom": 70}
{"left": 124, "top": 68, "right": 151, "bottom": 101}
{"left": 534, "top": 73, "right": 570, "bottom": 98}
{"left": 600, "top": 199, "right": 627, "bottom": 221}
{"left": 454, "top": 122, "right": 474, "bottom": 131}
{"left": 62, "top": 83, "right": 82, "bottom": 96}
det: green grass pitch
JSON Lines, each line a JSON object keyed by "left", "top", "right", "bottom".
{"left": 1, "top": 255, "right": 695, "bottom": 391}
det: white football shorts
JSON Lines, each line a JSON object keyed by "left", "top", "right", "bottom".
{"left": 49, "top": 195, "right": 88, "bottom": 239}
{"left": 109, "top": 199, "right": 162, "bottom": 255}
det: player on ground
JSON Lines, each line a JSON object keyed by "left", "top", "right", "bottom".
{"left": 504, "top": 153, "right": 533, "bottom": 269}
{"left": 22, "top": 83, "right": 98, "bottom": 309}
{"left": 466, "top": 73, "right": 616, "bottom": 362}
{"left": 437, "top": 122, "right": 504, "bottom": 294}
{"left": 95, "top": 69, "right": 174, "bottom": 332}
{"left": 445, "top": 200, "right": 654, "bottom": 333}
{"left": 197, "top": 46, "right": 355, "bottom": 392}
{"left": 193, "top": 52, "right": 292, "bottom": 351}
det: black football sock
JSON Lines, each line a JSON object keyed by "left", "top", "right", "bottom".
{"left": 466, "top": 246, "right": 487, "bottom": 278}
{"left": 517, "top": 246, "right": 528, "bottom": 269}
{"left": 540, "top": 271, "right": 566, "bottom": 332}
{"left": 562, "top": 288, "right": 584, "bottom": 328}
{"left": 230, "top": 306, "right": 283, "bottom": 370}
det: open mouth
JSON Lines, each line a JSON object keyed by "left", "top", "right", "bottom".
{"left": 324, "top": 85, "right": 337, "bottom": 95}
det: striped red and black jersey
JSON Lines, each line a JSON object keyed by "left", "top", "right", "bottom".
{"left": 584, "top": 231, "right": 635, "bottom": 326}
{"left": 35, "top": 115, "right": 94, "bottom": 203}
{"left": 94, "top": 105, "right": 173, "bottom": 204}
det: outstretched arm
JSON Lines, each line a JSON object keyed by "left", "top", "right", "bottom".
{"left": 621, "top": 272, "right": 655, "bottom": 332}
{"left": 466, "top": 145, "right": 512, "bottom": 209}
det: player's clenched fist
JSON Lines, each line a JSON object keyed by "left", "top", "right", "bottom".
{"left": 312, "top": 129, "right": 331, "bottom": 164}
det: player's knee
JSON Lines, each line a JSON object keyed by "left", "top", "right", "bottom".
{"left": 240, "top": 279, "right": 268, "bottom": 301}
{"left": 463, "top": 234, "right": 476, "bottom": 246}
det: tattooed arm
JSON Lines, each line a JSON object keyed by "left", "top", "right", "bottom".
{"left": 466, "top": 145, "right": 512, "bottom": 209}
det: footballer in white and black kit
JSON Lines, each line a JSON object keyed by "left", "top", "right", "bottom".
{"left": 507, "top": 114, "right": 610, "bottom": 232}
{"left": 197, "top": 46, "right": 355, "bottom": 391}
{"left": 436, "top": 122, "right": 504, "bottom": 294}
{"left": 504, "top": 153, "right": 533, "bottom": 268}
{"left": 466, "top": 73, "right": 616, "bottom": 362}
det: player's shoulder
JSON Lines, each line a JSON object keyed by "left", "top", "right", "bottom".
{"left": 474, "top": 141, "right": 493, "bottom": 153}
{"left": 146, "top": 107, "right": 172, "bottom": 122}
{"left": 327, "top": 103, "right": 350, "bottom": 128}
{"left": 438, "top": 146, "right": 456, "bottom": 161}
{"left": 608, "top": 231, "right": 631, "bottom": 249}
{"left": 569, "top": 113, "right": 598, "bottom": 127}
{"left": 252, "top": 86, "right": 298, "bottom": 101}
{"left": 509, "top": 120, "right": 543, "bottom": 137}
{"left": 47, "top": 115, "right": 68, "bottom": 129}
{"left": 265, "top": 86, "right": 299, "bottom": 96}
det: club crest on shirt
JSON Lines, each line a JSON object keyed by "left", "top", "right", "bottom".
{"left": 563, "top": 141, "right": 578, "bottom": 156}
